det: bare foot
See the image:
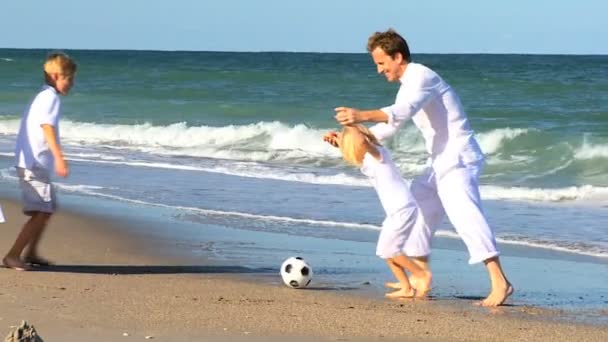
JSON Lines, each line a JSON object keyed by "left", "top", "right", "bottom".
{"left": 3, "top": 256, "right": 31, "bottom": 271}
{"left": 384, "top": 282, "right": 401, "bottom": 290}
{"left": 24, "top": 255, "right": 53, "bottom": 266}
{"left": 410, "top": 271, "right": 432, "bottom": 299}
{"left": 476, "top": 284, "right": 514, "bottom": 307}
{"left": 385, "top": 288, "right": 415, "bottom": 299}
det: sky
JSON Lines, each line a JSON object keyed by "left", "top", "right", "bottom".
{"left": 1, "top": 0, "right": 606, "bottom": 54}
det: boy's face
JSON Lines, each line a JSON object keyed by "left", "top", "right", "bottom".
{"left": 50, "top": 73, "right": 75, "bottom": 95}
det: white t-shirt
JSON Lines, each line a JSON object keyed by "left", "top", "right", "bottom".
{"left": 361, "top": 146, "right": 416, "bottom": 218}
{"left": 15, "top": 85, "right": 61, "bottom": 170}
{"left": 370, "top": 62, "right": 484, "bottom": 178}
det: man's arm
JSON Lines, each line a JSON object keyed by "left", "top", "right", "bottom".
{"left": 41, "top": 124, "right": 69, "bottom": 177}
{"left": 334, "top": 107, "right": 388, "bottom": 125}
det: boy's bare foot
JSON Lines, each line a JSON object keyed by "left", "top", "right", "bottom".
{"left": 2, "top": 256, "right": 31, "bottom": 271}
{"left": 385, "top": 288, "right": 415, "bottom": 299}
{"left": 410, "top": 271, "right": 432, "bottom": 298}
{"left": 384, "top": 282, "right": 402, "bottom": 290}
{"left": 24, "top": 255, "right": 53, "bottom": 266}
{"left": 476, "top": 283, "right": 514, "bottom": 307}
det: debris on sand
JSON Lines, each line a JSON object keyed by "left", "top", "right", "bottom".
{"left": 4, "top": 321, "right": 43, "bottom": 342}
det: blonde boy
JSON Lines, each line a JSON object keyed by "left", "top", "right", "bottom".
{"left": 3, "top": 52, "right": 76, "bottom": 271}
{"left": 324, "top": 125, "right": 432, "bottom": 298}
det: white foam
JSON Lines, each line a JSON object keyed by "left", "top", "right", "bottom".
{"left": 1, "top": 168, "right": 605, "bottom": 259}
{"left": 476, "top": 128, "right": 530, "bottom": 154}
{"left": 574, "top": 142, "right": 608, "bottom": 160}
{"left": 480, "top": 184, "right": 608, "bottom": 202}
{"left": 435, "top": 230, "right": 608, "bottom": 258}
{"left": 42, "top": 183, "right": 608, "bottom": 258}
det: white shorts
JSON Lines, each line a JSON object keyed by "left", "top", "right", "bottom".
{"left": 17, "top": 167, "right": 57, "bottom": 215}
{"left": 376, "top": 206, "right": 431, "bottom": 259}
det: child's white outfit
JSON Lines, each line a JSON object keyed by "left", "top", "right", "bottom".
{"left": 361, "top": 146, "right": 431, "bottom": 259}
{"left": 370, "top": 62, "right": 499, "bottom": 264}
{"left": 14, "top": 85, "right": 61, "bottom": 214}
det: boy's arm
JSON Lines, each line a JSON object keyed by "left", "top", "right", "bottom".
{"left": 323, "top": 131, "right": 341, "bottom": 148}
{"left": 41, "top": 124, "right": 69, "bottom": 177}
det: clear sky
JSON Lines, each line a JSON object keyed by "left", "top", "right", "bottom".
{"left": 1, "top": 0, "right": 606, "bottom": 54}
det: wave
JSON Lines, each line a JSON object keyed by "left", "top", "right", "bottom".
{"left": 480, "top": 184, "right": 608, "bottom": 201}
{"left": 574, "top": 142, "right": 608, "bottom": 160}
{"left": 1, "top": 58, "right": 13, "bottom": 62}
{"left": 0, "top": 119, "right": 536, "bottom": 160}
{"left": 476, "top": 128, "right": 530, "bottom": 154}
{"left": 1, "top": 149, "right": 606, "bottom": 203}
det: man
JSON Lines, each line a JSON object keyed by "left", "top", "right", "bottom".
{"left": 334, "top": 29, "right": 513, "bottom": 306}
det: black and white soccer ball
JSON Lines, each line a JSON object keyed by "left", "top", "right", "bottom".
{"left": 280, "top": 256, "right": 313, "bottom": 288}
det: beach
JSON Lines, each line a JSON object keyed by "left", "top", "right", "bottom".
{"left": 0, "top": 50, "right": 607, "bottom": 341}
{"left": 1, "top": 199, "right": 607, "bottom": 341}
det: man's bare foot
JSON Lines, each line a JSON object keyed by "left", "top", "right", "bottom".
{"left": 476, "top": 284, "right": 514, "bottom": 307}
{"left": 410, "top": 271, "right": 432, "bottom": 298}
{"left": 2, "top": 256, "right": 31, "bottom": 271}
{"left": 385, "top": 287, "right": 415, "bottom": 299}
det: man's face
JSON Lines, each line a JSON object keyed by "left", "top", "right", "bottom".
{"left": 371, "top": 47, "right": 404, "bottom": 82}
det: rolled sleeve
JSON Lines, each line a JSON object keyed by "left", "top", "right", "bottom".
{"left": 32, "top": 90, "right": 61, "bottom": 127}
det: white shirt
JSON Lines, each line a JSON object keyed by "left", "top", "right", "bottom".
{"left": 15, "top": 85, "right": 62, "bottom": 170}
{"left": 361, "top": 146, "right": 416, "bottom": 218}
{"left": 370, "top": 63, "right": 484, "bottom": 178}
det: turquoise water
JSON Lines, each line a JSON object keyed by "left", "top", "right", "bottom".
{"left": 0, "top": 49, "right": 607, "bottom": 264}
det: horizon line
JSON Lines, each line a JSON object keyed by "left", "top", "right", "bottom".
{"left": 0, "top": 47, "right": 606, "bottom": 57}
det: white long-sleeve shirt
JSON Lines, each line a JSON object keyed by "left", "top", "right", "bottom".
{"left": 370, "top": 63, "right": 484, "bottom": 179}
{"left": 360, "top": 146, "right": 416, "bottom": 219}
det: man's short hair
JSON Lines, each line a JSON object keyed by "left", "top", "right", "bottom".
{"left": 367, "top": 29, "right": 411, "bottom": 62}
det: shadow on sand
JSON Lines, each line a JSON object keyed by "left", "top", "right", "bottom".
{"left": 33, "top": 264, "right": 275, "bottom": 275}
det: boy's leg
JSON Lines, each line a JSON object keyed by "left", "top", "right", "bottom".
{"left": 23, "top": 212, "right": 52, "bottom": 263}
{"left": 7, "top": 167, "right": 57, "bottom": 269}
{"left": 437, "top": 163, "right": 513, "bottom": 306}
{"left": 385, "top": 170, "right": 443, "bottom": 290}
{"left": 3, "top": 212, "right": 49, "bottom": 270}
{"left": 377, "top": 206, "right": 431, "bottom": 297}
{"left": 384, "top": 258, "right": 415, "bottom": 298}
{"left": 388, "top": 254, "right": 432, "bottom": 298}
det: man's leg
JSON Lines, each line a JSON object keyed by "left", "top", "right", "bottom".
{"left": 437, "top": 164, "right": 513, "bottom": 306}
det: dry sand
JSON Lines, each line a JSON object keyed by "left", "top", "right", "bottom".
{"left": 0, "top": 199, "right": 606, "bottom": 341}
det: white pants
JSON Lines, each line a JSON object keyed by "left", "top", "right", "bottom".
{"left": 404, "top": 161, "right": 499, "bottom": 264}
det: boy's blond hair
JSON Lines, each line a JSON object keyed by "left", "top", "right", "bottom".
{"left": 43, "top": 52, "right": 77, "bottom": 77}
{"left": 339, "top": 124, "right": 381, "bottom": 166}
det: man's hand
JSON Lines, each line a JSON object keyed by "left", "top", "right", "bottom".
{"left": 334, "top": 107, "right": 361, "bottom": 125}
{"left": 55, "top": 158, "right": 69, "bottom": 177}
{"left": 323, "top": 131, "right": 340, "bottom": 148}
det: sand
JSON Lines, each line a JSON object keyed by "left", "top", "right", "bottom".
{"left": 0, "top": 198, "right": 606, "bottom": 341}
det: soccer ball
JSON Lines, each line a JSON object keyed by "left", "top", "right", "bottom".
{"left": 280, "top": 256, "right": 313, "bottom": 288}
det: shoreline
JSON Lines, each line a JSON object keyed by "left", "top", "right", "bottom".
{"left": 1, "top": 197, "right": 607, "bottom": 341}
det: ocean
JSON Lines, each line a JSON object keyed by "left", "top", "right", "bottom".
{"left": 0, "top": 49, "right": 607, "bottom": 311}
